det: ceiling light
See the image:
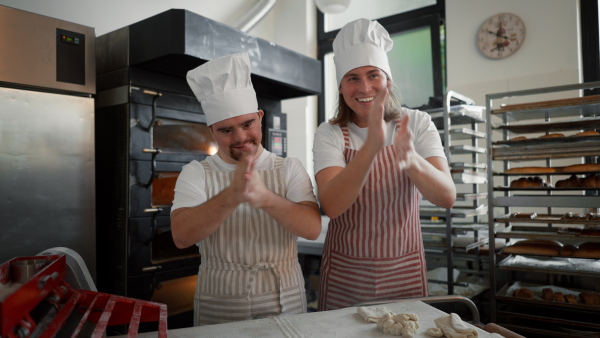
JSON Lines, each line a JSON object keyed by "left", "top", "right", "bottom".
{"left": 315, "top": 0, "right": 351, "bottom": 14}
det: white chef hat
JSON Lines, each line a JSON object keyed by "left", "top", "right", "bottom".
{"left": 333, "top": 18, "right": 394, "bottom": 86}
{"left": 186, "top": 52, "right": 258, "bottom": 126}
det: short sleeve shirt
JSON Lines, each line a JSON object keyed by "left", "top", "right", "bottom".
{"left": 312, "top": 107, "right": 446, "bottom": 174}
{"left": 172, "top": 149, "right": 318, "bottom": 212}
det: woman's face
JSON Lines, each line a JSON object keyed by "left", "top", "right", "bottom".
{"left": 339, "top": 66, "right": 390, "bottom": 125}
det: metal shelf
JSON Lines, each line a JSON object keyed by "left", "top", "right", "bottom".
{"left": 486, "top": 81, "right": 600, "bottom": 324}
{"left": 494, "top": 195, "right": 600, "bottom": 208}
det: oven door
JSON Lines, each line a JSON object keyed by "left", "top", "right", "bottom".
{"left": 129, "top": 215, "right": 200, "bottom": 277}
{"left": 129, "top": 87, "right": 216, "bottom": 164}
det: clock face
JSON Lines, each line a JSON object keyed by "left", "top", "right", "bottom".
{"left": 477, "top": 13, "right": 526, "bottom": 59}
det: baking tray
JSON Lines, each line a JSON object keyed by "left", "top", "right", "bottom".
{"left": 452, "top": 170, "right": 487, "bottom": 184}
{"left": 428, "top": 105, "right": 486, "bottom": 129}
{"left": 449, "top": 144, "right": 487, "bottom": 154}
{"left": 495, "top": 214, "right": 600, "bottom": 226}
{"left": 420, "top": 205, "right": 488, "bottom": 218}
{"left": 497, "top": 280, "right": 600, "bottom": 313}
{"left": 420, "top": 221, "right": 488, "bottom": 233}
{"left": 440, "top": 127, "right": 487, "bottom": 140}
{"left": 450, "top": 162, "right": 487, "bottom": 169}
{"left": 456, "top": 192, "right": 487, "bottom": 201}
{"left": 492, "top": 140, "right": 600, "bottom": 160}
{"left": 497, "top": 255, "right": 600, "bottom": 277}
{"left": 494, "top": 169, "right": 600, "bottom": 175}
{"left": 494, "top": 186, "right": 600, "bottom": 193}
{"left": 495, "top": 223, "right": 600, "bottom": 241}
{"left": 491, "top": 94, "right": 600, "bottom": 120}
{"left": 495, "top": 116, "right": 600, "bottom": 134}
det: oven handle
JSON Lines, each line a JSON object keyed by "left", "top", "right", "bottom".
{"left": 143, "top": 207, "right": 163, "bottom": 245}
{"left": 142, "top": 148, "right": 162, "bottom": 188}
{"left": 142, "top": 89, "right": 162, "bottom": 131}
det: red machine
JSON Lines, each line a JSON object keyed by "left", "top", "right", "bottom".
{"left": 0, "top": 252, "right": 167, "bottom": 337}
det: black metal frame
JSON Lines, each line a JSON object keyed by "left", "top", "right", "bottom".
{"left": 316, "top": 2, "right": 446, "bottom": 124}
{"left": 581, "top": 0, "right": 600, "bottom": 96}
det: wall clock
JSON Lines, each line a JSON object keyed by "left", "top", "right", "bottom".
{"left": 477, "top": 13, "right": 526, "bottom": 59}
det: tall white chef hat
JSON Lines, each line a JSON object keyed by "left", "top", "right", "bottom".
{"left": 333, "top": 18, "right": 394, "bottom": 86}
{"left": 186, "top": 52, "right": 258, "bottom": 126}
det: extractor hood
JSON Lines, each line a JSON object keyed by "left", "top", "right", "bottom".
{"left": 96, "top": 9, "right": 321, "bottom": 100}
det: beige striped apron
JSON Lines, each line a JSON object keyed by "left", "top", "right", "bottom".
{"left": 194, "top": 156, "right": 307, "bottom": 325}
{"left": 318, "top": 124, "right": 428, "bottom": 311}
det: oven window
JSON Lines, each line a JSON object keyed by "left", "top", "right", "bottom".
{"left": 153, "top": 118, "right": 217, "bottom": 155}
{"left": 152, "top": 172, "right": 179, "bottom": 206}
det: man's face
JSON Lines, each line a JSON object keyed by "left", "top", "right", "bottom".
{"left": 210, "top": 111, "right": 264, "bottom": 163}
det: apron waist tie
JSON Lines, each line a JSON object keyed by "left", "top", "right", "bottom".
{"left": 246, "top": 262, "right": 285, "bottom": 312}
{"left": 203, "top": 258, "right": 295, "bottom": 313}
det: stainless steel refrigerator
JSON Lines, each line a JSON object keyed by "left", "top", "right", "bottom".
{"left": 0, "top": 5, "right": 97, "bottom": 279}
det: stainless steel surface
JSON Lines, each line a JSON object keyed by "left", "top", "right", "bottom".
{"left": 0, "top": 5, "right": 95, "bottom": 95}
{"left": 0, "top": 87, "right": 96, "bottom": 279}
{"left": 37, "top": 247, "right": 97, "bottom": 291}
{"left": 10, "top": 259, "right": 50, "bottom": 284}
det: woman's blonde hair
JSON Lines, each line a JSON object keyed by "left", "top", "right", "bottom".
{"left": 329, "top": 77, "right": 403, "bottom": 126}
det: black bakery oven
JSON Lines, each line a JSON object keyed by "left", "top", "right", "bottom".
{"left": 94, "top": 9, "right": 320, "bottom": 331}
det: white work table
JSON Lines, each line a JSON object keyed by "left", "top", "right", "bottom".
{"left": 131, "top": 300, "right": 494, "bottom": 337}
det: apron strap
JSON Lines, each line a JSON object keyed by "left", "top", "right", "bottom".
{"left": 246, "top": 262, "right": 286, "bottom": 312}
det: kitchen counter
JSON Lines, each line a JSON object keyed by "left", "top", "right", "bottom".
{"left": 128, "top": 299, "right": 495, "bottom": 338}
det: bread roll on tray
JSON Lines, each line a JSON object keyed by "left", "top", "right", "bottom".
{"left": 572, "top": 242, "right": 600, "bottom": 258}
{"left": 503, "top": 239, "right": 563, "bottom": 256}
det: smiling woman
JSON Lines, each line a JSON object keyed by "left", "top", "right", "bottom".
{"left": 312, "top": 18, "right": 455, "bottom": 311}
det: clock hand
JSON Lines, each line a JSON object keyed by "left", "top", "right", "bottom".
{"left": 486, "top": 29, "right": 510, "bottom": 40}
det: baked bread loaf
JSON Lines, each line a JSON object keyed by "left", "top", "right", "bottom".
{"left": 581, "top": 226, "right": 600, "bottom": 236}
{"left": 587, "top": 213, "right": 600, "bottom": 221}
{"left": 574, "top": 130, "right": 600, "bottom": 136}
{"left": 503, "top": 239, "right": 563, "bottom": 256}
{"left": 554, "top": 292, "right": 566, "bottom": 303}
{"left": 560, "top": 243, "right": 578, "bottom": 256}
{"left": 509, "top": 136, "right": 527, "bottom": 141}
{"left": 555, "top": 175, "right": 580, "bottom": 188}
{"left": 542, "top": 288, "right": 554, "bottom": 301}
{"left": 581, "top": 174, "right": 600, "bottom": 188}
{"left": 557, "top": 227, "right": 583, "bottom": 235}
{"left": 561, "top": 212, "right": 586, "bottom": 220}
{"left": 580, "top": 291, "right": 595, "bottom": 305}
{"left": 565, "top": 294, "right": 577, "bottom": 304}
{"left": 562, "top": 163, "right": 600, "bottom": 173}
{"left": 572, "top": 242, "right": 600, "bottom": 258}
{"left": 539, "top": 133, "right": 565, "bottom": 138}
{"left": 513, "top": 287, "right": 535, "bottom": 299}
{"left": 505, "top": 167, "right": 556, "bottom": 174}
{"left": 510, "top": 177, "right": 547, "bottom": 188}
{"left": 511, "top": 212, "right": 537, "bottom": 219}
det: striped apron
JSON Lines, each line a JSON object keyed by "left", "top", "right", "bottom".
{"left": 194, "top": 157, "right": 307, "bottom": 325}
{"left": 318, "top": 124, "right": 428, "bottom": 311}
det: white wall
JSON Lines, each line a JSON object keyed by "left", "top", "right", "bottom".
{"left": 0, "top": 0, "right": 584, "bottom": 175}
{"left": 446, "top": 0, "right": 580, "bottom": 106}
{"left": 0, "top": 0, "right": 319, "bottom": 175}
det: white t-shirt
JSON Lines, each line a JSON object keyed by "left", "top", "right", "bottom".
{"left": 312, "top": 107, "right": 446, "bottom": 174}
{"left": 172, "top": 149, "right": 317, "bottom": 212}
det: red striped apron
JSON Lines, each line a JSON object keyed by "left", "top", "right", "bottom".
{"left": 318, "top": 124, "right": 428, "bottom": 311}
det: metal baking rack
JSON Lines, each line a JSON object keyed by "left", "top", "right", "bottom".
{"left": 486, "top": 81, "right": 600, "bottom": 335}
